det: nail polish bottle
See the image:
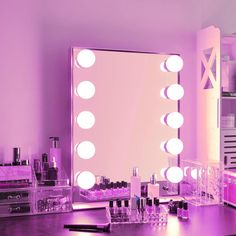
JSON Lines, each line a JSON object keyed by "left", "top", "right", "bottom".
{"left": 148, "top": 173, "right": 160, "bottom": 199}
{"left": 122, "top": 200, "right": 130, "bottom": 222}
{"left": 13, "top": 147, "right": 21, "bottom": 165}
{"left": 140, "top": 198, "right": 147, "bottom": 222}
{"left": 177, "top": 201, "right": 183, "bottom": 218}
{"left": 146, "top": 199, "right": 153, "bottom": 222}
{"left": 109, "top": 200, "right": 116, "bottom": 223}
{"left": 182, "top": 202, "right": 189, "bottom": 220}
{"left": 116, "top": 199, "right": 122, "bottom": 222}
{"left": 130, "top": 167, "right": 141, "bottom": 198}
{"left": 48, "top": 157, "right": 58, "bottom": 180}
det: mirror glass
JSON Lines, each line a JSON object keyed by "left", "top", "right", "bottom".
{"left": 71, "top": 48, "right": 181, "bottom": 202}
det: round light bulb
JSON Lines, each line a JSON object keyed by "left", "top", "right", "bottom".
{"left": 160, "top": 167, "right": 168, "bottom": 178}
{"left": 76, "top": 49, "right": 96, "bottom": 68}
{"left": 76, "top": 81, "right": 95, "bottom": 99}
{"left": 165, "top": 138, "right": 183, "bottom": 155}
{"left": 76, "top": 141, "right": 95, "bottom": 160}
{"left": 191, "top": 168, "right": 198, "bottom": 180}
{"left": 76, "top": 171, "right": 96, "bottom": 189}
{"left": 166, "top": 84, "right": 184, "bottom": 101}
{"left": 76, "top": 111, "right": 95, "bottom": 129}
{"left": 165, "top": 166, "right": 183, "bottom": 183}
{"left": 160, "top": 88, "right": 167, "bottom": 99}
{"left": 160, "top": 141, "right": 167, "bottom": 152}
{"left": 166, "top": 112, "right": 184, "bottom": 129}
{"left": 160, "top": 115, "right": 166, "bottom": 125}
{"left": 160, "top": 61, "right": 168, "bottom": 72}
{"left": 184, "top": 166, "right": 189, "bottom": 176}
{"left": 165, "top": 55, "right": 184, "bottom": 72}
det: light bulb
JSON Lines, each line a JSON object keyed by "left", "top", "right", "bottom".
{"left": 166, "top": 112, "right": 184, "bottom": 129}
{"left": 160, "top": 88, "right": 167, "bottom": 99}
{"left": 184, "top": 166, "right": 189, "bottom": 176}
{"left": 160, "top": 141, "right": 167, "bottom": 152}
{"left": 76, "top": 49, "right": 96, "bottom": 68}
{"left": 76, "top": 81, "right": 95, "bottom": 99}
{"left": 76, "top": 141, "right": 95, "bottom": 160}
{"left": 160, "top": 167, "right": 168, "bottom": 178}
{"left": 160, "top": 61, "right": 168, "bottom": 72}
{"left": 165, "top": 166, "right": 183, "bottom": 183}
{"left": 76, "top": 111, "right": 95, "bottom": 129}
{"left": 160, "top": 115, "right": 166, "bottom": 125}
{"left": 165, "top": 55, "right": 184, "bottom": 72}
{"left": 166, "top": 84, "right": 184, "bottom": 101}
{"left": 165, "top": 138, "right": 183, "bottom": 155}
{"left": 191, "top": 168, "right": 198, "bottom": 180}
{"left": 76, "top": 171, "right": 96, "bottom": 189}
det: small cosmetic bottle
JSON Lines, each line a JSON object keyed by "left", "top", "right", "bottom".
{"left": 109, "top": 200, "right": 116, "bottom": 222}
{"left": 116, "top": 199, "right": 122, "bottom": 222}
{"left": 48, "top": 157, "right": 58, "bottom": 180}
{"left": 177, "top": 201, "right": 183, "bottom": 218}
{"left": 148, "top": 173, "right": 160, "bottom": 199}
{"left": 146, "top": 199, "right": 153, "bottom": 222}
{"left": 34, "top": 159, "right": 42, "bottom": 182}
{"left": 130, "top": 167, "right": 141, "bottom": 198}
{"left": 122, "top": 200, "right": 130, "bottom": 222}
{"left": 130, "top": 197, "right": 138, "bottom": 223}
{"left": 140, "top": 198, "right": 147, "bottom": 223}
{"left": 42, "top": 153, "right": 49, "bottom": 180}
{"left": 182, "top": 202, "right": 189, "bottom": 220}
{"left": 49, "top": 137, "right": 61, "bottom": 178}
{"left": 13, "top": 147, "right": 21, "bottom": 165}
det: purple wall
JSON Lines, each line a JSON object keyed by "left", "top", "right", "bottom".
{"left": 1, "top": 0, "right": 233, "bottom": 176}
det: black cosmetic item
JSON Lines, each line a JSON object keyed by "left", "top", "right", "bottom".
{"left": 48, "top": 158, "right": 58, "bottom": 180}
{"left": 124, "top": 199, "right": 129, "bottom": 207}
{"left": 64, "top": 223, "right": 111, "bottom": 233}
{"left": 42, "top": 153, "right": 49, "bottom": 180}
{"left": 34, "top": 159, "right": 42, "bottom": 182}
{"left": 148, "top": 199, "right": 153, "bottom": 207}
{"left": 13, "top": 147, "right": 21, "bottom": 165}
{"left": 168, "top": 200, "right": 179, "bottom": 214}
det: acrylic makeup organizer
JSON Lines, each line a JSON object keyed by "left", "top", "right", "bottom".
{"left": 0, "top": 166, "right": 72, "bottom": 217}
{"left": 180, "top": 160, "right": 223, "bottom": 206}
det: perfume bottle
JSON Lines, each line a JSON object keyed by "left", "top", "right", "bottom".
{"left": 182, "top": 202, "right": 189, "bottom": 220}
{"left": 148, "top": 173, "right": 160, "bottom": 199}
{"left": 48, "top": 157, "right": 58, "bottom": 180}
{"left": 130, "top": 167, "right": 141, "bottom": 198}
{"left": 177, "top": 201, "right": 183, "bottom": 218}
{"left": 42, "top": 153, "right": 49, "bottom": 180}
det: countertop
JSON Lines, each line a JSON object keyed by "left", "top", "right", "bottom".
{"left": 0, "top": 204, "right": 236, "bottom": 236}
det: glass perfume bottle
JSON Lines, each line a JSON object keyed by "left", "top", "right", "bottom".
{"left": 130, "top": 167, "right": 141, "bottom": 198}
{"left": 177, "top": 201, "right": 183, "bottom": 218}
{"left": 147, "top": 173, "right": 160, "bottom": 199}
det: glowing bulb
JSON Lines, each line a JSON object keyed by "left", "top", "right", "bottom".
{"left": 165, "top": 166, "right": 183, "bottom": 183}
{"left": 160, "top": 61, "right": 168, "bottom": 72}
{"left": 76, "top": 141, "right": 95, "bottom": 159}
{"left": 160, "top": 141, "right": 167, "bottom": 152}
{"left": 184, "top": 166, "right": 189, "bottom": 176}
{"left": 165, "top": 138, "right": 183, "bottom": 155}
{"left": 76, "top": 171, "right": 96, "bottom": 189}
{"left": 76, "top": 111, "right": 95, "bottom": 129}
{"left": 76, "top": 81, "right": 95, "bottom": 99}
{"left": 191, "top": 168, "right": 198, "bottom": 180}
{"left": 166, "top": 84, "right": 184, "bottom": 101}
{"left": 160, "top": 115, "right": 166, "bottom": 125}
{"left": 160, "top": 88, "right": 167, "bottom": 99}
{"left": 165, "top": 55, "right": 184, "bottom": 72}
{"left": 166, "top": 112, "right": 184, "bottom": 129}
{"left": 160, "top": 167, "right": 168, "bottom": 178}
{"left": 76, "top": 49, "right": 96, "bottom": 68}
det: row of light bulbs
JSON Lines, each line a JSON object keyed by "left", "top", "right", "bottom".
{"left": 74, "top": 50, "right": 185, "bottom": 189}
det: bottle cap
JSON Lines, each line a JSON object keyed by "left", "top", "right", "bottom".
{"left": 124, "top": 200, "right": 129, "bottom": 207}
{"left": 150, "top": 173, "right": 157, "bottom": 184}
{"left": 42, "top": 153, "right": 48, "bottom": 163}
{"left": 21, "top": 160, "right": 29, "bottom": 166}
{"left": 116, "top": 199, "right": 122, "bottom": 208}
{"left": 13, "top": 147, "right": 20, "bottom": 162}
{"left": 133, "top": 167, "right": 139, "bottom": 177}
{"left": 146, "top": 197, "right": 150, "bottom": 204}
{"left": 154, "top": 198, "right": 160, "bottom": 206}
{"left": 109, "top": 200, "right": 114, "bottom": 208}
{"left": 178, "top": 201, "right": 183, "bottom": 209}
{"left": 49, "top": 137, "right": 59, "bottom": 148}
{"left": 148, "top": 199, "right": 152, "bottom": 206}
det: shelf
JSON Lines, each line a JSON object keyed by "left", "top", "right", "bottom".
{"left": 222, "top": 96, "right": 236, "bottom": 100}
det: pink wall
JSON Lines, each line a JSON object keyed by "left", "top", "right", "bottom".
{"left": 2, "top": 0, "right": 229, "bottom": 175}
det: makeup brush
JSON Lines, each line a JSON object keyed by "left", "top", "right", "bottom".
{"left": 64, "top": 223, "right": 111, "bottom": 233}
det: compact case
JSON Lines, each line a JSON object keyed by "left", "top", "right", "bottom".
{"left": 0, "top": 165, "right": 72, "bottom": 217}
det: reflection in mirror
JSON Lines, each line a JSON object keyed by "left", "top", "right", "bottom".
{"left": 71, "top": 48, "right": 184, "bottom": 203}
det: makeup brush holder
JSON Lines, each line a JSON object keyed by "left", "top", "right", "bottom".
{"left": 180, "top": 160, "right": 223, "bottom": 206}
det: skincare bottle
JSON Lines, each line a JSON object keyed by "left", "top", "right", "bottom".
{"left": 48, "top": 157, "right": 58, "bottom": 180}
{"left": 130, "top": 167, "right": 141, "bottom": 198}
{"left": 182, "top": 202, "right": 189, "bottom": 220}
{"left": 177, "top": 201, "right": 183, "bottom": 218}
{"left": 146, "top": 199, "right": 153, "bottom": 222}
{"left": 109, "top": 200, "right": 116, "bottom": 223}
{"left": 116, "top": 199, "right": 122, "bottom": 222}
{"left": 148, "top": 173, "right": 160, "bottom": 199}
{"left": 13, "top": 147, "right": 21, "bottom": 165}
{"left": 140, "top": 198, "right": 147, "bottom": 222}
{"left": 49, "top": 137, "right": 61, "bottom": 178}
{"left": 42, "top": 153, "right": 49, "bottom": 180}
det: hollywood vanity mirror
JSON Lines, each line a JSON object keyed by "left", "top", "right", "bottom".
{"left": 71, "top": 48, "right": 184, "bottom": 204}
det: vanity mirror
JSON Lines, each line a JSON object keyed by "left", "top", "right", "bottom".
{"left": 71, "top": 48, "right": 184, "bottom": 203}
